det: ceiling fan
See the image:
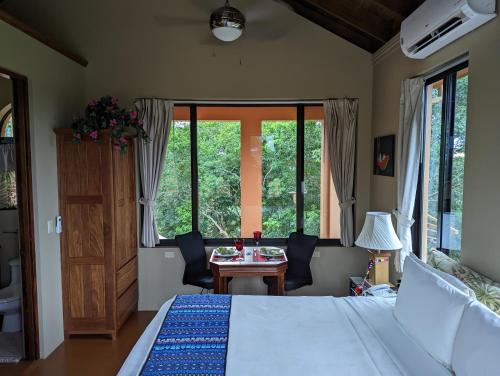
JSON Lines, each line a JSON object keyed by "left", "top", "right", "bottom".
{"left": 155, "top": 0, "right": 287, "bottom": 44}
{"left": 210, "top": 0, "right": 246, "bottom": 42}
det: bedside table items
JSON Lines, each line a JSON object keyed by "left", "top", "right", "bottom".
{"left": 355, "top": 212, "right": 402, "bottom": 284}
{"left": 354, "top": 259, "right": 375, "bottom": 295}
{"left": 364, "top": 284, "right": 397, "bottom": 298}
{"left": 349, "top": 276, "right": 397, "bottom": 297}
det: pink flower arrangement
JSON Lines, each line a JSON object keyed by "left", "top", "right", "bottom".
{"left": 71, "top": 96, "right": 149, "bottom": 153}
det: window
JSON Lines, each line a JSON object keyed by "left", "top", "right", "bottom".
{"left": 420, "top": 63, "right": 469, "bottom": 261}
{"left": 0, "top": 107, "right": 16, "bottom": 209}
{"left": 154, "top": 104, "right": 343, "bottom": 245}
{"left": 0, "top": 109, "right": 13, "bottom": 138}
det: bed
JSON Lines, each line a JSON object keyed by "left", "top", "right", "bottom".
{"left": 119, "top": 253, "right": 500, "bottom": 376}
{"left": 118, "top": 295, "right": 450, "bottom": 376}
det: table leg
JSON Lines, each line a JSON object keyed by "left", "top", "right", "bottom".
{"left": 220, "top": 277, "right": 228, "bottom": 294}
{"left": 267, "top": 279, "right": 275, "bottom": 296}
{"left": 213, "top": 275, "right": 221, "bottom": 294}
{"left": 276, "top": 274, "right": 285, "bottom": 296}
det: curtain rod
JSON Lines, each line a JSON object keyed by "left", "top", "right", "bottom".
{"left": 133, "top": 98, "right": 359, "bottom": 105}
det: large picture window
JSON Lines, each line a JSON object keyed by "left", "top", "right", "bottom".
{"left": 420, "top": 62, "right": 469, "bottom": 261}
{"left": 155, "top": 104, "right": 343, "bottom": 246}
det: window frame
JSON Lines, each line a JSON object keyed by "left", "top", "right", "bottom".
{"left": 415, "top": 61, "right": 469, "bottom": 258}
{"left": 155, "top": 102, "right": 351, "bottom": 247}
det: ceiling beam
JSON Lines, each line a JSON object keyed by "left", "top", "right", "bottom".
{"left": 368, "top": 0, "right": 424, "bottom": 18}
{"left": 0, "top": 9, "right": 88, "bottom": 67}
{"left": 303, "top": 0, "right": 393, "bottom": 43}
{"left": 279, "top": 0, "right": 385, "bottom": 52}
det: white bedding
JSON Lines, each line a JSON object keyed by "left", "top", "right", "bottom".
{"left": 119, "top": 295, "right": 451, "bottom": 376}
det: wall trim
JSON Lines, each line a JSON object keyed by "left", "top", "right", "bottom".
{"left": 373, "top": 33, "right": 401, "bottom": 64}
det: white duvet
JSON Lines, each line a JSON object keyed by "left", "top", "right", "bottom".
{"left": 119, "top": 295, "right": 451, "bottom": 376}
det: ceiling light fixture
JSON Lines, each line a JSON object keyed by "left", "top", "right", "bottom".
{"left": 210, "top": 0, "right": 245, "bottom": 42}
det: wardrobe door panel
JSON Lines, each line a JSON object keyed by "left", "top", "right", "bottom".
{"left": 68, "top": 264, "right": 106, "bottom": 320}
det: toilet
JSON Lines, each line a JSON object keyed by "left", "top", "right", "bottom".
{"left": 0, "top": 258, "right": 22, "bottom": 332}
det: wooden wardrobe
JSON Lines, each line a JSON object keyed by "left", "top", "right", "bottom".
{"left": 55, "top": 129, "right": 138, "bottom": 338}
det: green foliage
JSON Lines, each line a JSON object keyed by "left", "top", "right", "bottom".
{"left": 155, "top": 121, "right": 192, "bottom": 238}
{"left": 426, "top": 74, "right": 468, "bottom": 254}
{"left": 262, "top": 121, "right": 296, "bottom": 237}
{"left": 155, "top": 119, "right": 323, "bottom": 239}
{"left": 198, "top": 121, "right": 241, "bottom": 238}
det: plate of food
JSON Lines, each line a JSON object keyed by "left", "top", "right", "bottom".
{"left": 214, "top": 247, "right": 239, "bottom": 258}
{"left": 259, "top": 247, "right": 284, "bottom": 258}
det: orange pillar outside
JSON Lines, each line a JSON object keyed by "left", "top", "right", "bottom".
{"left": 240, "top": 115, "right": 262, "bottom": 237}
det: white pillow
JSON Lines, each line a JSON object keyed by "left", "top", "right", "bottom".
{"left": 452, "top": 301, "right": 500, "bottom": 376}
{"left": 395, "top": 255, "right": 472, "bottom": 368}
{"left": 408, "top": 253, "right": 475, "bottom": 298}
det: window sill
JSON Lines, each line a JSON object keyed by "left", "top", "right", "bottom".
{"left": 156, "top": 238, "right": 342, "bottom": 248}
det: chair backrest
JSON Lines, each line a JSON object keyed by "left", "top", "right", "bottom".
{"left": 286, "top": 232, "right": 318, "bottom": 280}
{"left": 175, "top": 231, "right": 207, "bottom": 279}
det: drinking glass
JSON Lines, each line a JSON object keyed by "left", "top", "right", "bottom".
{"left": 234, "top": 239, "right": 244, "bottom": 255}
{"left": 253, "top": 231, "right": 262, "bottom": 249}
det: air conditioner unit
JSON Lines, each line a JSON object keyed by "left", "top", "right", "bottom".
{"left": 401, "top": 0, "right": 496, "bottom": 59}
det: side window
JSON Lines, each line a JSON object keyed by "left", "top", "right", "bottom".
{"left": 421, "top": 65, "right": 469, "bottom": 261}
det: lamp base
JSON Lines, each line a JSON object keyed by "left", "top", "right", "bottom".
{"left": 368, "top": 250, "right": 391, "bottom": 285}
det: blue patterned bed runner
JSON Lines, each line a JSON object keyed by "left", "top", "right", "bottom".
{"left": 140, "top": 294, "right": 232, "bottom": 376}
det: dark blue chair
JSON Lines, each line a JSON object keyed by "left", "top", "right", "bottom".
{"left": 175, "top": 231, "right": 214, "bottom": 290}
{"left": 263, "top": 232, "right": 318, "bottom": 292}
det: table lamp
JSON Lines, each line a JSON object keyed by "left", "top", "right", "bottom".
{"left": 355, "top": 212, "right": 402, "bottom": 285}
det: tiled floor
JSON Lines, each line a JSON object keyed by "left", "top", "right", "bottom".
{"left": 0, "top": 332, "right": 23, "bottom": 363}
{"left": 0, "top": 311, "right": 156, "bottom": 376}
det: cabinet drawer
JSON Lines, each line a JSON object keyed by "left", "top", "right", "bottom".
{"left": 116, "top": 257, "right": 137, "bottom": 298}
{"left": 117, "top": 280, "right": 138, "bottom": 329}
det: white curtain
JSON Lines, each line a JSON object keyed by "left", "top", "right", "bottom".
{"left": 323, "top": 99, "right": 358, "bottom": 247}
{"left": 394, "top": 78, "right": 425, "bottom": 272}
{"left": 135, "top": 99, "right": 173, "bottom": 247}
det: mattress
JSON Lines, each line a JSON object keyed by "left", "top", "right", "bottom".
{"left": 118, "top": 295, "right": 451, "bottom": 376}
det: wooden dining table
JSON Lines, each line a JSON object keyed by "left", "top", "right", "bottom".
{"left": 209, "top": 247, "right": 288, "bottom": 296}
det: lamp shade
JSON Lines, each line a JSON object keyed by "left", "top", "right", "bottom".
{"left": 355, "top": 212, "right": 402, "bottom": 250}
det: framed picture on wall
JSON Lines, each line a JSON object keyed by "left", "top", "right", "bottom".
{"left": 373, "top": 135, "right": 395, "bottom": 177}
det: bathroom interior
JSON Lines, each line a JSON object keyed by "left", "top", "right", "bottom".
{"left": 0, "top": 74, "right": 23, "bottom": 363}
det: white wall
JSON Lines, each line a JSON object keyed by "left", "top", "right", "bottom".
{"left": 0, "top": 21, "right": 85, "bottom": 358}
{"left": 371, "top": 0, "right": 500, "bottom": 282}
{"left": 3, "top": 0, "right": 375, "bottom": 309}
{"left": 0, "top": 77, "right": 12, "bottom": 109}
{"left": 66, "top": 0, "right": 373, "bottom": 309}
{"left": 139, "top": 246, "right": 367, "bottom": 310}
{"left": 2, "top": 0, "right": 374, "bottom": 342}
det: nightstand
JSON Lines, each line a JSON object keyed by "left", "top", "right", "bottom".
{"left": 349, "top": 276, "right": 397, "bottom": 297}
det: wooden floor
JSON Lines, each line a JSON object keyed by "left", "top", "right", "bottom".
{"left": 0, "top": 311, "right": 156, "bottom": 376}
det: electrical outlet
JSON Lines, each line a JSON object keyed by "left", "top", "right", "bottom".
{"left": 313, "top": 251, "right": 320, "bottom": 258}
{"left": 164, "top": 251, "right": 175, "bottom": 259}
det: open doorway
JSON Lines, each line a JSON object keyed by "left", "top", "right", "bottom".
{"left": 0, "top": 68, "right": 38, "bottom": 362}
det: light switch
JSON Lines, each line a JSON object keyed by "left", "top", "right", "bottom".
{"left": 47, "top": 220, "right": 53, "bottom": 234}
{"left": 164, "top": 251, "right": 175, "bottom": 259}
{"left": 313, "top": 251, "right": 320, "bottom": 258}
